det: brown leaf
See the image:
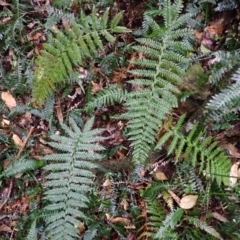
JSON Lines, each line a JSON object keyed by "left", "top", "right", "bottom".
{"left": 0, "top": 0, "right": 11, "bottom": 6}
{"left": 12, "top": 134, "right": 23, "bottom": 147}
{"left": 154, "top": 171, "right": 168, "bottom": 181}
{"left": 212, "top": 212, "right": 228, "bottom": 223}
{"left": 219, "top": 143, "right": 240, "bottom": 158}
{"left": 0, "top": 225, "right": 12, "bottom": 233}
{"left": 91, "top": 82, "right": 103, "bottom": 94}
{"left": 1, "top": 91, "right": 16, "bottom": 109}
{"left": 179, "top": 195, "right": 198, "bottom": 209}
{"left": 230, "top": 162, "right": 240, "bottom": 187}
{"left": 110, "top": 217, "right": 130, "bottom": 224}
{"left": 168, "top": 190, "right": 180, "bottom": 204}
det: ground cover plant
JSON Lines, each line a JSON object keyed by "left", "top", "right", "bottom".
{"left": 0, "top": 0, "right": 240, "bottom": 239}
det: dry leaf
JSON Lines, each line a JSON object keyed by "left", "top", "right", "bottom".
{"left": 219, "top": 143, "right": 240, "bottom": 158}
{"left": 168, "top": 190, "right": 180, "bottom": 204}
{"left": 1, "top": 91, "right": 16, "bottom": 109}
{"left": 229, "top": 162, "right": 240, "bottom": 187}
{"left": 179, "top": 195, "right": 198, "bottom": 209}
{"left": 154, "top": 171, "right": 168, "bottom": 181}
{"left": 0, "top": 225, "right": 12, "bottom": 233}
{"left": 91, "top": 82, "right": 103, "bottom": 94}
{"left": 110, "top": 217, "right": 130, "bottom": 224}
{"left": 212, "top": 212, "right": 228, "bottom": 223}
{"left": 12, "top": 134, "right": 23, "bottom": 147}
{"left": 102, "top": 178, "right": 112, "bottom": 187}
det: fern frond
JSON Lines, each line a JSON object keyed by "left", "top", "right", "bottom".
{"left": 155, "top": 208, "right": 184, "bottom": 239}
{"left": 122, "top": 0, "right": 193, "bottom": 164}
{"left": 33, "top": 8, "right": 130, "bottom": 104}
{"left": 156, "top": 115, "right": 231, "bottom": 185}
{"left": 26, "top": 219, "right": 38, "bottom": 240}
{"left": 0, "top": 157, "right": 44, "bottom": 178}
{"left": 209, "top": 50, "right": 240, "bottom": 84}
{"left": 85, "top": 84, "right": 126, "bottom": 112}
{"left": 215, "top": 0, "right": 238, "bottom": 11}
{"left": 185, "top": 216, "right": 223, "bottom": 240}
{"left": 207, "top": 68, "right": 240, "bottom": 122}
{"left": 43, "top": 117, "right": 105, "bottom": 239}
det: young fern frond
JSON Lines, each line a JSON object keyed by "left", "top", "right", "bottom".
{"left": 207, "top": 68, "right": 240, "bottom": 123}
{"left": 43, "top": 117, "right": 105, "bottom": 239}
{"left": 0, "top": 157, "right": 44, "bottom": 179}
{"left": 154, "top": 208, "right": 184, "bottom": 239}
{"left": 85, "top": 84, "right": 126, "bottom": 112}
{"left": 156, "top": 114, "right": 231, "bottom": 185}
{"left": 184, "top": 216, "right": 223, "bottom": 240}
{"left": 33, "top": 7, "right": 130, "bottom": 104}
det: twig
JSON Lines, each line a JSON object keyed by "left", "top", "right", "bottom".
{"left": 0, "top": 126, "right": 35, "bottom": 211}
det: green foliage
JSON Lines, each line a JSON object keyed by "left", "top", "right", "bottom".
{"left": 33, "top": 7, "right": 130, "bottom": 104}
{"left": 155, "top": 208, "right": 184, "bottom": 239}
{"left": 88, "top": 0, "right": 193, "bottom": 164}
{"left": 207, "top": 68, "right": 240, "bottom": 123}
{"left": 0, "top": 157, "right": 44, "bottom": 179}
{"left": 184, "top": 216, "right": 222, "bottom": 239}
{"left": 209, "top": 50, "right": 240, "bottom": 84}
{"left": 42, "top": 117, "right": 105, "bottom": 239}
{"left": 156, "top": 114, "right": 231, "bottom": 185}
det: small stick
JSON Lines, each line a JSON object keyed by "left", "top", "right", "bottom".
{"left": 0, "top": 126, "right": 35, "bottom": 211}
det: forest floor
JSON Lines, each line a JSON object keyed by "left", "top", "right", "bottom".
{"left": 0, "top": 0, "right": 240, "bottom": 239}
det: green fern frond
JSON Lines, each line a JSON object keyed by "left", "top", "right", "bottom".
{"left": 85, "top": 84, "right": 126, "bottom": 112}
{"left": 26, "top": 219, "right": 38, "bottom": 240}
{"left": 184, "top": 216, "right": 223, "bottom": 240}
{"left": 209, "top": 50, "right": 240, "bottom": 84}
{"left": 43, "top": 117, "right": 105, "bottom": 239}
{"left": 156, "top": 114, "right": 231, "bottom": 185}
{"left": 0, "top": 157, "right": 44, "bottom": 178}
{"left": 86, "top": 0, "right": 193, "bottom": 165}
{"left": 207, "top": 68, "right": 240, "bottom": 122}
{"left": 215, "top": 0, "right": 238, "bottom": 11}
{"left": 33, "top": 8, "right": 130, "bottom": 104}
{"left": 121, "top": 0, "right": 193, "bottom": 164}
{"left": 155, "top": 208, "right": 184, "bottom": 239}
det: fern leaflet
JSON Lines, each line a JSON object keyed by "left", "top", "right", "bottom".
{"left": 156, "top": 114, "right": 231, "bottom": 185}
{"left": 43, "top": 117, "right": 105, "bottom": 239}
{"left": 33, "top": 7, "right": 130, "bottom": 104}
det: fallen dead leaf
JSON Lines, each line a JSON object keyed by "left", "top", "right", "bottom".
{"left": 1, "top": 91, "right": 16, "bottom": 109}
{"left": 102, "top": 178, "right": 112, "bottom": 187}
{"left": 212, "top": 212, "right": 228, "bottom": 223}
{"left": 168, "top": 190, "right": 180, "bottom": 204}
{"left": 0, "top": 225, "right": 12, "bottom": 233}
{"left": 110, "top": 217, "right": 130, "bottom": 224}
{"left": 91, "top": 82, "right": 103, "bottom": 94}
{"left": 154, "top": 171, "right": 168, "bottom": 181}
{"left": 219, "top": 143, "right": 240, "bottom": 158}
{"left": 179, "top": 195, "right": 198, "bottom": 210}
{"left": 12, "top": 134, "right": 23, "bottom": 147}
{"left": 229, "top": 162, "right": 240, "bottom": 187}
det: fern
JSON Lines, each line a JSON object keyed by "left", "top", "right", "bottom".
{"left": 26, "top": 219, "right": 38, "bottom": 240}
{"left": 156, "top": 114, "right": 231, "bottom": 185}
{"left": 155, "top": 208, "right": 184, "bottom": 239}
{"left": 215, "top": 0, "right": 238, "bottom": 11}
{"left": 87, "top": 0, "right": 193, "bottom": 164}
{"left": 42, "top": 117, "right": 105, "bottom": 239}
{"left": 184, "top": 216, "right": 223, "bottom": 240}
{"left": 209, "top": 50, "right": 240, "bottom": 84}
{"left": 33, "top": 7, "right": 130, "bottom": 104}
{"left": 0, "top": 157, "right": 44, "bottom": 178}
{"left": 207, "top": 68, "right": 240, "bottom": 123}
